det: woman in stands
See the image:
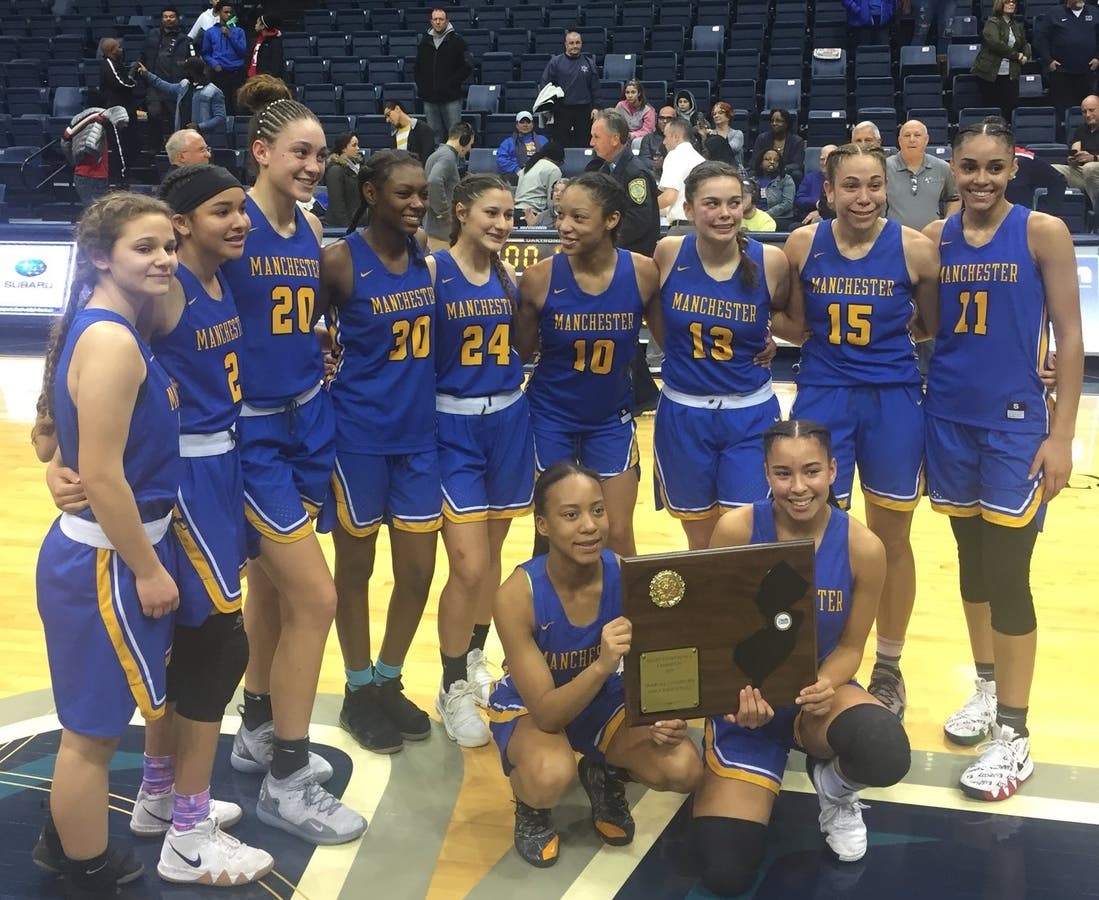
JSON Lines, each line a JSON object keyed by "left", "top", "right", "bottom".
{"left": 782, "top": 142, "right": 940, "bottom": 721}
{"left": 614, "top": 80, "right": 656, "bottom": 141}
{"left": 694, "top": 420, "right": 910, "bottom": 895}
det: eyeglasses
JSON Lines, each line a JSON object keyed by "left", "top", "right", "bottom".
{"left": 910, "top": 173, "right": 919, "bottom": 195}
{"left": 658, "top": 115, "right": 674, "bottom": 121}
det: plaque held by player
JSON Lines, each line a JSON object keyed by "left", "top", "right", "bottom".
{"left": 621, "top": 542, "right": 818, "bottom": 726}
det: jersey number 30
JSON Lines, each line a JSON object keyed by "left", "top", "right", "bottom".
{"left": 390, "top": 315, "right": 431, "bottom": 360}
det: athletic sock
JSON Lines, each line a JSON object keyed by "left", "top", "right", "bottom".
{"left": 372, "top": 659, "right": 402, "bottom": 686}
{"left": 996, "top": 703, "right": 1029, "bottom": 738}
{"left": 875, "top": 637, "right": 905, "bottom": 672}
{"left": 173, "top": 788, "right": 211, "bottom": 832}
{"left": 441, "top": 652, "right": 468, "bottom": 692}
{"left": 816, "top": 757, "right": 863, "bottom": 801}
{"left": 67, "top": 848, "right": 113, "bottom": 890}
{"left": 242, "top": 689, "right": 273, "bottom": 731}
{"left": 271, "top": 736, "right": 310, "bottom": 780}
{"left": 975, "top": 661, "right": 996, "bottom": 683}
{"left": 346, "top": 665, "right": 374, "bottom": 692}
{"left": 140, "top": 753, "right": 174, "bottom": 796}
{"left": 467, "top": 623, "right": 491, "bottom": 655}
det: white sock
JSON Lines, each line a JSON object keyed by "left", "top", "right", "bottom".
{"left": 816, "top": 757, "right": 862, "bottom": 801}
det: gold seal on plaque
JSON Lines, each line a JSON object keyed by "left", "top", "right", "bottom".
{"left": 649, "top": 569, "right": 686, "bottom": 608}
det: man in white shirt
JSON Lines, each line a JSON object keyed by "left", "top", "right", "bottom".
{"left": 188, "top": 0, "right": 218, "bottom": 41}
{"left": 658, "top": 118, "right": 706, "bottom": 224}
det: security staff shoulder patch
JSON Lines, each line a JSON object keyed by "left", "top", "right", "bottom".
{"left": 628, "top": 177, "right": 648, "bottom": 204}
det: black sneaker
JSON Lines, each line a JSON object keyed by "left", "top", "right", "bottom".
{"left": 340, "top": 684, "right": 403, "bottom": 754}
{"left": 31, "top": 816, "right": 64, "bottom": 874}
{"left": 868, "top": 664, "right": 907, "bottom": 720}
{"left": 61, "top": 843, "right": 145, "bottom": 893}
{"left": 373, "top": 678, "right": 431, "bottom": 741}
{"left": 578, "top": 756, "right": 635, "bottom": 846}
{"left": 513, "top": 798, "right": 559, "bottom": 868}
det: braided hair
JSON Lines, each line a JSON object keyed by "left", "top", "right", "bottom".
{"left": 237, "top": 76, "right": 319, "bottom": 176}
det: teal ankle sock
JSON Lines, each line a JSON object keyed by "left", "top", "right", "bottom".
{"left": 373, "top": 660, "right": 402, "bottom": 685}
{"left": 346, "top": 666, "right": 374, "bottom": 691}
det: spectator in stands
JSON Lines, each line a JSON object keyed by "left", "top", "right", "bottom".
{"left": 539, "top": 31, "right": 599, "bottom": 148}
{"left": 973, "top": 0, "right": 1030, "bottom": 121}
{"left": 1053, "top": 93, "right": 1099, "bottom": 211}
{"left": 137, "top": 57, "right": 227, "bottom": 141}
{"left": 710, "top": 101, "right": 746, "bottom": 173}
{"left": 886, "top": 119, "right": 962, "bottom": 228}
{"left": 796, "top": 143, "right": 837, "bottom": 225}
{"left": 911, "top": 0, "right": 957, "bottom": 57}
{"left": 414, "top": 8, "right": 473, "bottom": 141}
{"left": 750, "top": 108, "right": 805, "bottom": 183}
{"left": 98, "top": 39, "right": 137, "bottom": 115}
{"left": 659, "top": 118, "right": 706, "bottom": 225}
{"left": 247, "top": 13, "right": 283, "bottom": 80}
{"left": 201, "top": 2, "right": 246, "bottom": 116}
{"left": 590, "top": 108, "right": 660, "bottom": 254}
{"left": 165, "top": 127, "right": 212, "bottom": 166}
{"left": 424, "top": 122, "right": 474, "bottom": 249}
{"left": 325, "top": 133, "right": 362, "bottom": 229}
{"left": 752, "top": 147, "right": 796, "bottom": 230}
{"left": 741, "top": 178, "right": 777, "bottom": 232}
{"left": 852, "top": 120, "right": 882, "bottom": 150}
{"left": 515, "top": 140, "right": 564, "bottom": 226}
{"left": 674, "top": 89, "right": 698, "bottom": 125}
{"left": 843, "top": 0, "right": 896, "bottom": 48}
{"left": 64, "top": 108, "right": 123, "bottom": 204}
{"left": 188, "top": 0, "right": 218, "bottom": 42}
{"left": 383, "top": 99, "right": 436, "bottom": 162}
{"left": 497, "top": 111, "right": 548, "bottom": 185}
{"left": 974, "top": 115, "right": 1069, "bottom": 214}
{"left": 532, "top": 177, "right": 569, "bottom": 226}
{"left": 1036, "top": 0, "right": 1099, "bottom": 117}
{"left": 639, "top": 106, "right": 675, "bottom": 176}
{"left": 141, "top": 7, "right": 197, "bottom": 144}
{"left": 615, "top": 80, "right": 655, "bottom": 141}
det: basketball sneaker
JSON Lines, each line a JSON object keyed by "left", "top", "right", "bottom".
{"left": 466, "top": 648, "right": 496, "bottom": 708}
{"left": 807, "top": 757, "right": 869, "bottom": 863}
{"left": 340, "top": 684, "right": 403, "bottom": 754}
{"left": 157, "top": 818, "right": 274, "bottom": 885}
{"left": 944, "top": 678, "right": 997, "bottom": 746}
{"left": 867, "top": 664, "right": 907, "bottom": 719}
{"left": 436, "top": 679, "right": 490, "bottom": 748}
{"left": 257, "top": 767, "right": 367, "bottom": 845}
{"left": 373, "top": 678, "right": 432, "bottom": 741}
{"left": 130, "top": 789, "right": 243, "bottom": 837}
{"left": 959, "top": 723, "right": 1033, "bottom": 801}
{"left": 513, "top": 798, "right": 559, "bottom": 868}
{"left": 578, "top": 756, "right": 635, "bottom": 845}
{"left": 230, "top": 709, "right": 334, "bottom": 783}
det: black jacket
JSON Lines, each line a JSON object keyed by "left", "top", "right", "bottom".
{"left": 602, "top": 148, "right": 660, "bottom": 255}
{"left": 98, "top": 57, "right": 136, "bottom": 113}
{"left": 252, "top": 33, "right": 284, "bottom": 78}
{"left": 141, "top": 27, "right": 196, "bottom": 82}
{"left": 414, "top": 28, "right": 472, "bottom": 104}
{"left": 392, "top": 119, "right": 437, "bottom": 163}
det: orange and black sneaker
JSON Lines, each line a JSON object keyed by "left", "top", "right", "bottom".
{"left": 578, "top": 756, "right": 635, "bottom": 846}
{"left": 513, "top": 798, "right": 559, "bottom": 868}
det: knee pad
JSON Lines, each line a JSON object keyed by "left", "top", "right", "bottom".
{"left": 949, "top": 515, "right": 986, "bottom": 604}
{"left": 168, "top": 612, "right": 249, "bottom": 723}
{"left": 692, "top": 816, "right": 766, "bottom": 897}
{"left": 984, "top": 520, "right": 1039, "bottom": 636}
{"left": 826, "top": 703, "right": 911, "bottom": 787}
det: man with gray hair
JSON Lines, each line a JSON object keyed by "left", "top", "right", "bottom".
{"left": 886, "top": 119, "right": 961, "bottom": 229}
{"left": 658, "top": 118, "right": 706, "bottom": 224}
{"left": 166, "top": 127, "right": 212, "bottom": 166}
{"left": 589, "top": 108, "right": 659, "bottom": 254}
{"left": 851, "top": 120, "right": 882, "bottom": 149}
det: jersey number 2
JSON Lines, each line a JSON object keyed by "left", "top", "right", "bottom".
{"left": 224, "top": 351, "right": 242, "bottom": 402}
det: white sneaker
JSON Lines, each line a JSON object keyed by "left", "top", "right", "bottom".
{"left": 130, "top": 788, "right": 243, "bottom": 837}
{"left": 231, "top": 716, "right": 334, "bottom": 784}
{"left": 436, "top": 680, "right": 491, "bottom": 748}
{"left": 960, "top": 723, "right": 1033, "bottom": 801}
{"left": 157, "top": 818, "right": 274, "bottom": 885}
{"left": 257, "top": 768, "right": 366, "bottom": 845}
{"left": 466, "top": 648, "right": 496, "bottom": 708}
{"left": 808, "top": 759, "right": 869, "bottom": 863}
{"left": 944, "top": 678, "right": 997, "bottom": 746}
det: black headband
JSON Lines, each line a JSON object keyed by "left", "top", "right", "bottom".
{"left": 163, "top": 165, "right": 243, "bottom": 215}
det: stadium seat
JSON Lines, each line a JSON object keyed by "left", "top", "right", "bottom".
{"left": 902, "top": 75, "right": 943, "bottom": 113}
{"left": 682, "top": 51, "right": 719, "bottom": 83}
{"left": 316, "top": 34, "right": 351, "bottom": 58}
{"left": 466, "top": 84, "right": 501, "bottom": 114}
{"left": 331, "top": 58, "right": 367, "bottom": 84}
{"left": 562, "top": 146, "right": 594, "bottom": 176}
{"left": 856, "top": 106, "right": 898, "bottom": 139}
{"left": 724, "top": 50, "right": 760, "bottom": 81}
{"left": 603, "top": 54, "right": 638, "bottom": 83}
{"left": 692, "top": 25, "right": 725, "bottom": 52}
{"left": 810, "top": 49, "right": 846, "bottom": 80}
{"left": 767, "top": 49, "right": 804, "bottom": 81}
{"left": 900, "top": 45, "right": 939, "bottom": 78}
{"left": 480, "top": 52, "right": 514, "bottom": 85}
{"left": 764, "top": 78, "right": 802, "bottom": 115}
{"left": 947, "top": 44, "right": 979, "bottom": 78}
{"left": 907, "top": 108, "right": 949, "bottom": 145}
{"left": 342, "top": 83, "right": 378, "bottom": 116}
{"left": 855, "top": 76, "right": 895, "bottom": 109}
{"left": 51, "top": 86, "right": 84, "bottom": 118}
{"left": 467, "top": 147, "right": 497, "bottom": 174}
{"left": 807, "top": 109, "right": 848, "bottom": 145}
{"left": 1013, "top": 106, "right": 1058, "bottom": 145}
{"left": 957, "top": 106, "right": 1001, "bottom": 130}
{"left": 855, "top": 44, "right": 892, "bottom": 80}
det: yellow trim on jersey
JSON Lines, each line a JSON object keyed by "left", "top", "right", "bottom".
{"left": 596, "top": 706, "right": 627, "bottom": 754}
{"left": 655, "top": 470, "right": 719, "bottom": 520}
{"left": 96, "top": 550, "right": 162, "bottom": 721}
{"left": 172, "top": 517, "right": 242, "bottom": 615}
{"left": 930, "top": 500, "right": 982, "bottom": 517}
{"left": 488, "top": 502, "right": 534, "bottom": 520}
{"left": 487, "top": 706, "right": 529, "bottom": 724}
{"left": 301, "top": 497, "right": 322, "bottom": 518}
{"left": 392, "top": 514, "right": 444, "bottom": 534}
{"left": 628, "top": 433, "right": 641, "bottom": 469}
{"left": 983, "top": 482, "right": 1044, "bottom": 528}
{"left": 443, "top": 502, "right": 535, "bottom": 524}
{"left": 244, "top": 505, "right": 316, "bottom": 543}
{"left": 329, "top": 474, "right": 382, "bottom": 538}
{"left": 864, "top": 491, "right": 922, "bottom": 512}
{"left": 702, "top": 732, "right": 781, "bottom": 794}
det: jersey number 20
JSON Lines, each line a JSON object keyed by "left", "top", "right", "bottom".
{"left": 270, "top": 286, "right": 315, "bottom": 335}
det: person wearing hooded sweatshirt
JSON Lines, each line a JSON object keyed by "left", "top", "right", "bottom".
{"left": 248, "top": 13, "right": 283, "bottom": 79}
{"left": 497, "top": 111, "right": 548, "bottom": 185}
{"left": 414, "top": 8, "right": 473, "bottom": 141}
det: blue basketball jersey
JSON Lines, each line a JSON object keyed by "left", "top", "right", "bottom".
{"left": 54, "top": 309, "right": 181, "bottom": 518}
{"left": 433, "top": 250, "right": 524, "bottom": 397}
{"left": 221, "top": 197, "right": 323, "bottom": 407}
{"left": 527, "top": 250, "right": 642, "bottom": 426}
{"left": 749, "top": 501, "right": 852, "bottom": 662}
{"left": 152, "top": 263, "right": 243, "bottom": 434}
{"left": 797, "top": 220, "right": 920, "bottom": 387}
{"left": 328, "top": 232, "right": 436, "bottom": 454}
{"left": 520, "top": 549, "right": 621, "bottom": 688}
{"left": 926, "top": 206, "right": 1050, "bottom": 434}
{"left": 660, "top": 234, "right": 772, "bottom": 396}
